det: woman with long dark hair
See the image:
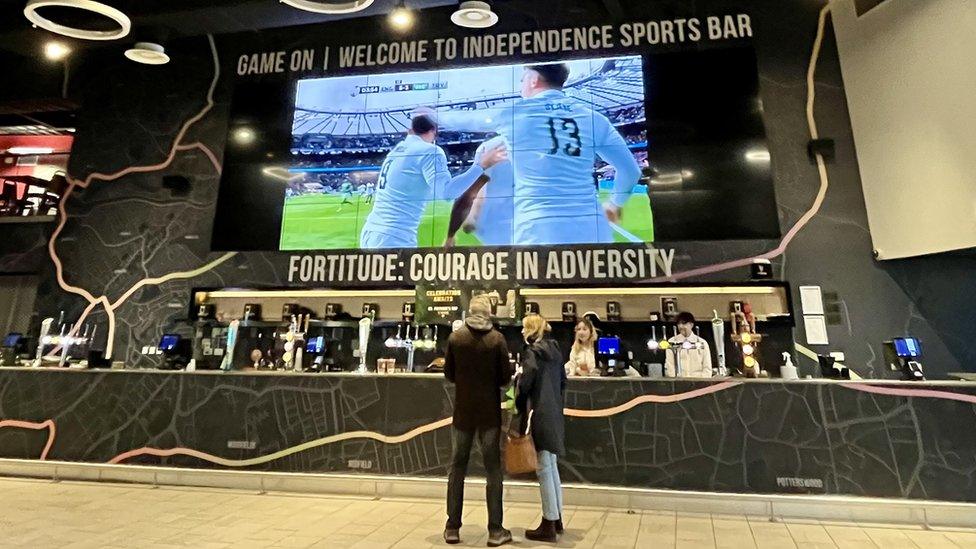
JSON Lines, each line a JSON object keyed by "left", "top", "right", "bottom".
{"left": 516, "top": 314, "right": 566, "bottom": 542}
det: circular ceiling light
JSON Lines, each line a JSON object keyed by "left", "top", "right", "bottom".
{"left": 280, "top": 0, "right": 375, "bottom": 14}
{"left": 451, "top": 1, "right": 497, "bottom": 28}
{"left": 124, "top": 42, "right": 170, "bottom": 65}
{"left": 24, "top": 0, "right": 131, "bottom": 41}
{"left": 388, "top": 0, "right": 413, "bottom": 29}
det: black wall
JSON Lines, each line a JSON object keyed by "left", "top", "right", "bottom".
{"left": 0, "top": 0, "right": 973, "bottom": 377}
{"left": 1, "top": 370, "right": 974, "bottom": 502}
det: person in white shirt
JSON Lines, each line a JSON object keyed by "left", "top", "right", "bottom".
{"left": 360, "top": 115, "right": 507, "bottom": 249}
{"left": 362, "top": 181, "right": 376, "bottom": 204}
{"left": 665, "top": 312, "right": 713, "bottom": 378}
{"left": 565, "top": 318, "right": 599, "bottom": 377}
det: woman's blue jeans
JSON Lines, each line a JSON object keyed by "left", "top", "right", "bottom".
{"left": 536, "top": 450, "right": 563, "bottom": 521}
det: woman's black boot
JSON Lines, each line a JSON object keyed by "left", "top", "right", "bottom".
{"left": 555, "top": 516, "right": 564, "bottom": 534}
{"left": 525, "top": 519, "right": 558, "bottom": 542}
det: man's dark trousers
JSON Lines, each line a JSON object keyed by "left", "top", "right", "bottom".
{"left": 446, "top": 426, "right": 503, "bottom": 532}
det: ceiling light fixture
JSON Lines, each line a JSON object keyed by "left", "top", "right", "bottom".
{"left": 745, "top": 148, "right": 771, "bottom": 163}
{"left": 232, "top": 127, "right": 257, "bottom": 146}
{"left": 5, "top": 147, "right": 56, "bottom": 155}
{"left": 124, "top": 42, "right": 170, "bottom": 65}
{"left": 279, "top": 0, "right": 375, "bottom": 14}
{"left": 43, "top": 41, "right": 71, "bottom": 61}
{"left": 389, "top": 0, "right": 414, "bottom": 29}
{"left": 24, "top": 0, "right": 131, "bottom": 41}
{"left": 451, "top": 1, "right": 497, "bottom": 28}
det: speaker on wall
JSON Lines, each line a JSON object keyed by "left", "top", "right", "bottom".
{"left": 162, "top": 175, "right": 192, "bottom": 196}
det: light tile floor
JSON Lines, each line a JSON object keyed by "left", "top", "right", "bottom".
{"left": 2, "top": 477, "right": 976, "bottom": 548}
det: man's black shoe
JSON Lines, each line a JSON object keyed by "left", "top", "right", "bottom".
{"left": 487, "top": 528, "right": 512, "bottom": 547}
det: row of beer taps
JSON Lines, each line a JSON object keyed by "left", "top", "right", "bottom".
{"left": 33, "top": 312, "right": 96, "bottom": 367}
{"left": 384, "top": 323, "right": 440, "bottom": 351}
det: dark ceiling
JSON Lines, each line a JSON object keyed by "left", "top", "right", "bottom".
{"left": 0, "top": 0, "right": 456, "bottom": 57}
{"left": 0, "top": 0, "right": 455, "bottom": 129}
{"left": 0, "top": 0, "right": 631, "bottom": 56}
{"left": 0, "top": 0, "right": 629, "bottom": 130}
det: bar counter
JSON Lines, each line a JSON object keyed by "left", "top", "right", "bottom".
{"left": 1, "top": 368, "right": 975, "bottom": 502}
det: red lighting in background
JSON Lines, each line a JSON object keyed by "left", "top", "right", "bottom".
{"left": 0, "top": 135, "right": 73, "bottom": 215}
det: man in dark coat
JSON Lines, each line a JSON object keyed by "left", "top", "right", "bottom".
{"left": 443, "top": 295, "right": 513, "bottom": 546}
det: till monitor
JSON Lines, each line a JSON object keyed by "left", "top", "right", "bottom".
{"left": 159, "top": 334, "right": 181, "bottom": 352}
{"left": 3, "top": 333, "right": 22, "bottom": 348}
{"left": 305, "top": 336, "right": 324, "bottom": 353}
{"left": 893, "top": 337, "right": 922, "bottom": 358}
{"left": 597, "top": 336, "right": 622, "bottom": 356}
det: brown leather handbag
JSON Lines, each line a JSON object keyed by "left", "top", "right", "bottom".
{"left": 504, "top": 410, "right": 537, "bottom": 475}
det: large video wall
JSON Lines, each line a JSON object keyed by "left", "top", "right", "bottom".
{"left": 213, "top": 40, "right": 777, "bottom": 252}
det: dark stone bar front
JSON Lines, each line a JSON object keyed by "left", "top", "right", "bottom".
{"left": 2, "top": 368, "right": 974, "bottom": 502}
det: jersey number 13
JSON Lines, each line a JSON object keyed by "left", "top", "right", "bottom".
{"left": 547, "top": 117, "right": 582, "bottom": 157}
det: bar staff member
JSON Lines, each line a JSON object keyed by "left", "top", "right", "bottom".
{"left": 565, "top": 318, "right": 600, "bottom": 377}
{"left": 665, "top": 312, "right": 713, "bottom": 378}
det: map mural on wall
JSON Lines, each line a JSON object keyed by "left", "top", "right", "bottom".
{"left": 0, "top": 1, "right": 969, "bottom": 376}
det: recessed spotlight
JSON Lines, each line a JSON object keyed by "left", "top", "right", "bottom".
{"left": 745, "top": 149, "right": 771, "bottom": 163}
{"left": 451, "top": 1, "right": 498, "bottom": 28}
{"left": 24, "top": 0, "right": 131, "bottom": 41}
{"left": 44, "top": 41, "right": 70, "bottom": 61}
{"left": 124, "top": 42, "right": 170, "bottom": 65}
{"left": 232, "top": 127, "right": 257, "bottom": 145}
{"left": 280, "top": 0, "right": 375, "bottom": 14}
{"left": 389, "top": 0, "right": 414, "bottom": 29}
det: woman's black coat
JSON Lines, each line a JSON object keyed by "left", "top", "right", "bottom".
{"left": 515, "top": 338, "right": 567, "bottom": 456}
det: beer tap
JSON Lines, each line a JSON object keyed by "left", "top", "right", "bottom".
{"left": 385, "top": 324, "right": 403, "bottom": 348}
{"left": 33, "top": 318, "right": 54, "bottom": 367}
{"left": 58, "top": 323, "right": 73, "bottom": 368}
{"left": 356, "top": 315, "right": 372, "bottom": 374}
{"left": 221, "top": 319, "right": 239, "bottom": 371}
{"left": 646, "top": 325, "right": 660, "bottom": 350}
{"left": 404, "top": 324, "right": 419, "bottom": 372}
{"left": 711, "top": 310, "right": 728, "bottom": 376}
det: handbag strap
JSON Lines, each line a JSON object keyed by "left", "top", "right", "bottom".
{"left": 524, "top": 409, "right": 534, "bottom": 436}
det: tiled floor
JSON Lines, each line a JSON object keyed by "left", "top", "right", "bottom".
{"left": 2, "top": 477, "right": 976, "bottom": 548}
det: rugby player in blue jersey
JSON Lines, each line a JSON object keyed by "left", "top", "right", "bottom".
{"left": 445, "top": 135, "right": 514, "bottom": 247}
{"left": 360, "top": 114, "right": 507, "bottom": 249}
{"left": 507, "top": 63, "right": 641, "bottom": 245}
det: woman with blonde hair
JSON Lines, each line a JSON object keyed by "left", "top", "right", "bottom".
{"left": 516, "top": 314, "right": 566, "bottom": 542}
{"left": 566, "top": 317, "right": 599, "bottom": 377}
